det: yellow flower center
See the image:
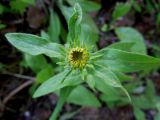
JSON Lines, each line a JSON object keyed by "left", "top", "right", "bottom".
{"left": 68, "top": 47, "right": 89, "bottom": 68}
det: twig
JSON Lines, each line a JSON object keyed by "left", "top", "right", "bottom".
{"left": 2, "top": 79, "right": 34, "bottom": 105}
{"left": 1, "top": 71, "right": 35, "bottom": 105}
{"left": 2, "top": 71, "right": 35, "bottom": 81}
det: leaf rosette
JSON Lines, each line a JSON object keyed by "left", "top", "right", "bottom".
{"left": 5, "top": 3, "right": 160, "bottom": 120}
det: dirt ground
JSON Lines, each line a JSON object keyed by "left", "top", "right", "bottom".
{"left": 0, "top": 0, "right": 160, "bottom": 120}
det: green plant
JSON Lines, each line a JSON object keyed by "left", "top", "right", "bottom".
{"left": 0, "top": 0, "right": 35, "bottom": 14}
{"left": 0, "top": 23, "right": 6, "bottom": 30}
{"left": 43, "top": 0, "right": 100, "bottom": 45}
{"left": 112, "top": 1, "right": 131, "bottom": 21}
{"left": 20, "top": 0, "right": 101, "bottom": 96}
{"left": 5, "top": 3, "right": 160, "bottom": 120}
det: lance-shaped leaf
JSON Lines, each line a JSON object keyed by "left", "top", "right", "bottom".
{"left": 33, "top": 70, "right": 83, "bottom": 98}
{"left": 93, "top": 65, "right": 131, "bottom": 101}
{"left": 133, "top": 107, "right": 145, "bottom": 120}
{"left": 66, "top": 0, "right": 101, "bottom": 12}
{"left": 115, "top": 27, "right": 146, "bottom": 54}
{"left": 68, "top": 3, "right": 82, "bottom": 41}
{"left": 107, "top": 42, "right": 134, "bottom": 52}
{"left": 24, "top": 54, "right": 48, "bottom": 73}
{"left": 48, "top": 9, "right": 61, "bottom": 43}
{"left": 112, "top": 2, "right": 131, "bottom": 20}
{"left": 5, "top": 33, "right": 64, "bottom": 58}
{"left": 94, "top": 65, "right": 122, "bottom": 87}
{"left": 95, "top": 48, "right": 160, "bottom": 73}
{"left": 67, "top": 85, "right": 101, "bottom": 107}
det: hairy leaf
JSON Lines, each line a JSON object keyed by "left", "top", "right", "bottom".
{"left": 115, "top": 27, "right": 146, "bottom": 54}
{"left": 112, "top": 2, "right": 131, "bottom": 20}
{"left": 68, "top": 3, "right": 82, "bottom": 41}
{"left": 33, "top": 70, "right": 82, "bottom": 98}
{"left": 95, "top": 48, "right": 160, "bottom": 72}
{"left": 5, "top": 33, "right": 64, "bottom": 58}
{"left": 67, "top": 85, "right": 101, "bottom": 107}
{"left": 48, "top": 9, "right": 61, "bottom": 43}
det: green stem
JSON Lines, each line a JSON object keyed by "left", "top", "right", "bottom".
{"left": 49, "top": 87, "right": 74, "bottom": 120}
{"left": 49, "top": 95, "right": 65, "bottom": 120}
{"left": 49, "top": 69, "right": 72, "bottom": 120}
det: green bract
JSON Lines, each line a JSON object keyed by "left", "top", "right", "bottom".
{"left": 5, "top": 3, "right": 160, "bottom": 120}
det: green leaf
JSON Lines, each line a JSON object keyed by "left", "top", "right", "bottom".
{"left": 95, "top": 78, "right": 129, "bottom": 105}
{"left": 68, "top": 3, "right": 82, "bottom": 41}
{"left": 48, "top": 9, "right": 61, "bottom": 43}
{"left": 156, "top": 99, "right": 160, "bottom": 112}
{"left": 100, "top": 93, "right": 120, "bottom": 103}
{"left": 125, "top": 82, "right": 139, "bottom": 93}
{"left": 40, "top": 30, "right": 50, "bottom": 40}
{"left": 80, "top": 14, "right": 99, "bottom": 46}
{"left": 0, "top": 63, "right": 4, "bottom": 71}
{"left": 0, "top": 4, "right": 4, "bottom": 14}
{"left": 95, "top": 48, "right": 160, "bottom": 73}
{"left": 22, "top": 0, "right": 35, "bottom": 5}
{"left": 10, "top": 0, "right": 35, "bottom": 14}
{"left": 50, "top": 87, "right": 74, "bottom": 120}
{"left": 68, "top": 12, "right": 79, "bottom": 41}
{"left": 94, "top": 65, "right": 122, "bottom": 87}
{"left": 95, "top": 76, "right": 120, "bottom": 97}
{"left": 115, "top": 27, "right": 146, "bottom": 54}
{"left": 60, "top": 25, "right": 67, "bottom": 43}
{"left": 100, "top": 93, "right": 130, "bottom": 107}
{"left": 58, "top": 4, "right": 73, "bottom": 22}
{"left": 64, "top": 3, "right": 99, "bottom": 45}
{"left": 67, "top": 85, "right": 101, "bottom": 107}
{"left": 36, "top": 65, "right": 54, "bottom": 83}
{"left": 33, "top": 70, "right": 69, "bottom": 98}
{"left": 156, "top": 13, "right": 160, "bottom": 27}
{"left": 33, "top": 70, "right": 82, "bottom": 98}
{"left": 86, "top": 74, "right": 96, "bottom": 90}
{"left": 107, "top": 42, "right": 134, "bottom": 52}
{"left": 132, "top": 0, "right": 142, "bottom": 12}
{"left": 112, "top": 2, "right": 131, "bottom": 20}
{"left": 80, "top": 1, "right": 101, "bottom": 12}
{"left": 74, "top": 3, "right": 82, "bottom": 24}
{"left": 132, "top": 95, "right": 155, "bottom": 109}
{"left": 0, "top": 23, "right": 6, "bottom": 30}
{"left": 10, "top": 0, "right": 27, "bottom": 14}
{"left": 145, "top": 80, "right": 156, "bottom": 102}
{"left": 94, "top": 65, "right": 131, "bottom": 101}
{"left": 67, "top": 0, "right": 100, "bottom": 12}
{"left": 101, "top": 24, "right": 108, "bottom": 32}
{"left": 155, "top": 113, "right": 160, "bottom": 120}
{"left": 146, "top": 0, "right": 154, "bottom": 13}
{"left": 113, "top": 71, "right": 133, "bottom": 81}
{"left": 24, "top": 54, "right": 48, "bottom": 73}
{"left": 133, "top": 107, "right": 145, "bottom": 120}
{"left": 5, "top": 33, "right": 64, "bottom": 58}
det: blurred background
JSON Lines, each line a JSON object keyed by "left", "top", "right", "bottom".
{"left": 0, "top": 0, "right": 160, "bottom": 120}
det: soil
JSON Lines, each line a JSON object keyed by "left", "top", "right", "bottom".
{"left": 0, "top": 0, "right": 160, "bottom": 120}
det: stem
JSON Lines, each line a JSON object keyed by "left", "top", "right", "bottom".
{"left": 49, "top": 98, "right": 64, "bottom": 120}
{"left": 49, "top": 87, "right": 74, "bottom": 120}
{"left": 49, "top": 69, "right": 73, "bottom": 120}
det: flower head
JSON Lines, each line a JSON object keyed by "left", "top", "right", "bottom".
{"left": 68, "top": 47, "right": 89, "bottom": 69}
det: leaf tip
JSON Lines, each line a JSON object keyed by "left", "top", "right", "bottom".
{"left": 32, "top": 91, "right": 40, "bottom": 98}
{"left": 5, "top": 33, "right": 12, "bottom": 39}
